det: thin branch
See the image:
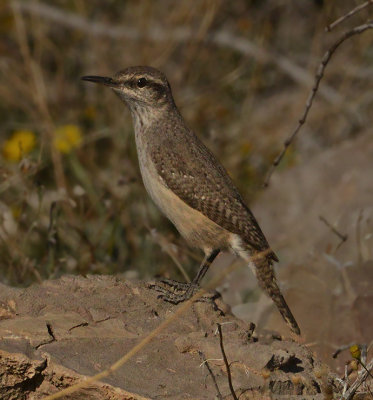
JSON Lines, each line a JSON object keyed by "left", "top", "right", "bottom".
{"left": 342, "top": 363, "right": 349, "bottom": 396}
{"left": 13, "top": 0, "right": 341, "bottom": 104}
{"left": 263, "top": 21, "right": 373, "bottom": 188}
{"left": 343, "top": 359, "right": 373, "bottom": 400}
{"left": 40, "top": 247, "right": 274, "bottom": 399}
{"left": 333, "top": 343, "right": 356, "bottom": 359}
{"left": 359, "top": 360, "right": 373, "bottom": 381}
{"left": 325, "top": 1, "right": 373, "bottom": 32}
{"left": 198, "top": 351, "right": 223, "bottom": 400}
{"left": 361, "top": 344, "right": 368, "bottom": 367}
{"left": 334, "top": 344, "right": 373, "bottom": 398}
{"left": 217, "top": 323, "right": 238, "bottom": 400}
{"left": 319, "top": 215, "right": 348, "bottom": 250}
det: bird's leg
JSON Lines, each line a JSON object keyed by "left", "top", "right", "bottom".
{"left": 148, "top": 249, "right": 220, "bottom": 304}
{"left": 190, "top": 248, "right": 221, "bottom": 286}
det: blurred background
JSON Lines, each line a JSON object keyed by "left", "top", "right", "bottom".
{"left": 0, "top": 0, "right": 372, "bottom": 373}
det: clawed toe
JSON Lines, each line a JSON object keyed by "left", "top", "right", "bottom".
{"left": 147, "top": 279, "right": 219, "bottom": 304}
{"left": 147, "top": 279, "right": 197, "bottom": 304}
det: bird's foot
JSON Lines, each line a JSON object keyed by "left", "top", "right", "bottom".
{"left": 147, "top": 279, "right": 220, "bottom": 304}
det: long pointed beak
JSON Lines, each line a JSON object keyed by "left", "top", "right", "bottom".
{"left": 81, "top": 75, "right": 119, "bottom": 87}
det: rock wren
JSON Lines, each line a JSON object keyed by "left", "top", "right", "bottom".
{"left": 82, "top": 66, "right": 300, "bottom": 335}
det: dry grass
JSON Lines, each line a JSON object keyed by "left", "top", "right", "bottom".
{"left": 1, "top": 2, "right": 373, "bottom": 397}
{"left": 0, "top": 1, "right": 372, "bottom": 287}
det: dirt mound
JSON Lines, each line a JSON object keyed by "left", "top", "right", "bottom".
{"left": 0, "top": 275, "right": 332, "bottom": 399}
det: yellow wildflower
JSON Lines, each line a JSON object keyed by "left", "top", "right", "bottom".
{"left": 54, "top": 125, "right": 83, "bottom": 153}
{"left": 350, "top": 344, "right": 361, "bottom": 361}
{"left": 2, "top": 130, "right": 36, "bottom": 162}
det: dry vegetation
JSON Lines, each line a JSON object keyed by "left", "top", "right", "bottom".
{"left": 1, "top": 0, "right": 371, "bottom": 283}
{"left": 0, "top": 0, "right": 372, "bottom": 397}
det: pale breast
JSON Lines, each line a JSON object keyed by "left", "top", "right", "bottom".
{"left": 135, "top": 132, "right": 231, "bottom": 253}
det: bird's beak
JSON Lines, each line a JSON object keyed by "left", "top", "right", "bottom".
{"left": 81, "top": 75, "right": 119, "bottom": 88}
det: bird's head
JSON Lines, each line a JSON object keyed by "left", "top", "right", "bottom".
{"left": 82, "top": 66, "right": 174, "bottom": 111}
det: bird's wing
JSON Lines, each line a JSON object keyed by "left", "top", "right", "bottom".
{"left": 151, "top": 133, "right": 278, "bottom": 262}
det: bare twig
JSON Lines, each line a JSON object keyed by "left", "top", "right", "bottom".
{"left": 217, "top": 323, "right": 238, "bottom": 400}
{"left": 13, "top": 1, "right": 342, "bottom": 104}
{"left": 343, "top": 359, "right": 373, "bottom": 400}
{"left": 319, "top": 215, "right": 348, "bottom": 250}
{"left": 361, "top": 344, "right": 368, "bottom": 367}
{"left": 342, "top": 363, "right": 349, "bottom": 396}
{"left": 359, "top": 360, "right": 373, "bottom": 381}
{"left": 333, "top": 343, "right": 356, "bottom": 359}
{"left": 40, "top": 246, "right": 275, "bottom": 400}
{"left": 214, "top": 321, "right": 236, "bottom": 335}
{"left": 325, "top": 1, "right": 373, "bottom": 32}
{"left": 336, "top": 343, "right": 373, "bottom": 399}
{"left": 263, "top": 21, "right": 373, "bottom": 188}
{"left": 198, "top": 351, "right": 223, "bottom": 400}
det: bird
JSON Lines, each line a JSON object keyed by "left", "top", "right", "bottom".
{"left": 82, "top": 66, "right": 301, "bottom": 335}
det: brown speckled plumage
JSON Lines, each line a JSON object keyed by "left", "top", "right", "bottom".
{"left": 82, "top": 66, "right": 300, "bottom": 335}
{"left": 149, "top": 113, "right": 278, "bottom": 262}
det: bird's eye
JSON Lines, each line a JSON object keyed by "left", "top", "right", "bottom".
{"left": 137, "top": 78, "right": 147, "bottom": 88}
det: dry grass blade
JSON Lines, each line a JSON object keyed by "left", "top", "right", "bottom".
{"left": 41, "top": 247, "right": 273, "bottom": 400}
{"left": 263, "top": 21, "right": 373, "bottom": 188}
{"left": 10, "top": 0, "right": 68, "bottom": 196}
{"left": 13, "top": 0, "right": 341, "bottom": 103}
{"left": 343, "top": 359, "right": 373, "bottom": 400}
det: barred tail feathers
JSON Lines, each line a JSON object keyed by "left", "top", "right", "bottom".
{"left": 229, "top": 234, "right": 300, "bottom": 335}
{"left": 255, "top": 255, "right": 301, "bottom": 336}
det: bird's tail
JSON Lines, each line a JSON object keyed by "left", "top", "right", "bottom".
{"left": 254, "top": 255, "right": 301, "bottom": 336}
